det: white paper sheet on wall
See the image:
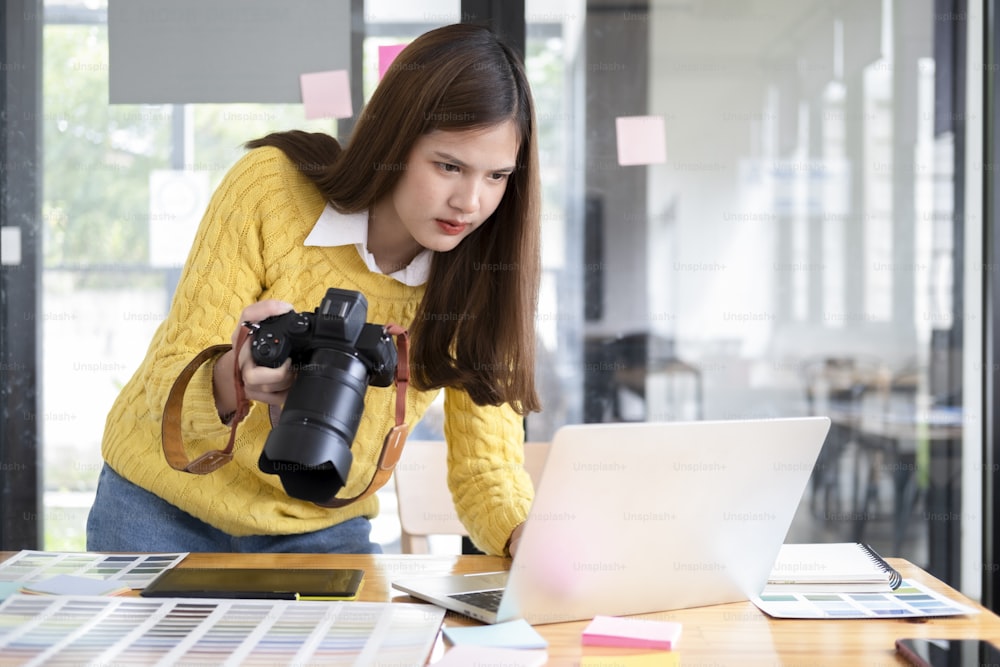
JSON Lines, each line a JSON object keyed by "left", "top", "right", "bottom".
{"left": 149, "top": 169, "right": 210, "bottom": 267}
{"left": 108, "top": 0, "right": 351, "bottom": 104}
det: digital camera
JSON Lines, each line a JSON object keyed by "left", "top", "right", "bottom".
{"left": 248, "top": 288, "right": 397, "bottom": 503}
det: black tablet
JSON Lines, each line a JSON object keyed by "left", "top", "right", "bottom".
{"left": 140, "top": 568, "right": 365, "bottom": 600}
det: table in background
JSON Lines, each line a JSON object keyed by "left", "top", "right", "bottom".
{"left": 2, "top": 552, "right": 998, "bottom": 666}
{"left": 827, "top": 400, "right": 965, "bottom": 578}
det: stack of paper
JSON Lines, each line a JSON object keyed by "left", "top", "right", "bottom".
{"left": 436, "top": 619, "right": 548, "bottom": 666}
{"left": 442, "top": 619, "right": 547, "bottom": 650}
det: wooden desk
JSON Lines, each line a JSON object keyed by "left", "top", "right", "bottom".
{"left": 138, "top": 554, "right": 1000, "bottom": 665}
{"left": 3, "top": 552, "right": 999, "bottom": 665}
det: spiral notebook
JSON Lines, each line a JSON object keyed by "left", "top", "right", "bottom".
{"left": 762, "top": 542, "right": 902, "bottom": 594}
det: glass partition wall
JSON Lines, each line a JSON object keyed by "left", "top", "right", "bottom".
{"left": 522, "top": 0, "right": 979, "bottom": 590}
{"left": 34, "top": 0, "right": 983, "bottom": 594}
{"left": 36, "top": 0, "right": 462, "bottom": 551}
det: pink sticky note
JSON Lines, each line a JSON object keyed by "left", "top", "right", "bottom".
{"left": 378, "top": 43, "right": 408, "bottom": 80}
{"left": 581, "top": 615, "right": 682, "bottom": 650}
{"left": 615, "top": 115, "right": 667, "bottom": 166}
{"left": 300, "top": 70, "right": 353, "bottom": 120}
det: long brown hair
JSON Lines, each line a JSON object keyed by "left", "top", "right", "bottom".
{"left": 247, "top": 23, "right": 541, "bottom": 414}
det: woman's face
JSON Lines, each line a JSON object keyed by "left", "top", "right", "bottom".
{"left": 381, "top": 120, "right": 519, "bottom": 253}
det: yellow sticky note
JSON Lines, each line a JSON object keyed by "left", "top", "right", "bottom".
{"left": 582, "top": 652, "right": 680, "bottom": 667}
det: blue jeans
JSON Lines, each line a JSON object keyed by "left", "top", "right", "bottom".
{"left": 86, "top": 464, "right": 381, "bottom": 554}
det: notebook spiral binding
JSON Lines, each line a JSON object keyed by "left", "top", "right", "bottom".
{"left": 858, "top": 543, "right": 903, "bottom": 589}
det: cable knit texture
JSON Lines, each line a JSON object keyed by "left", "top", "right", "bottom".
{"left": 101, "top": 146, "right": 533, "bottom": 555}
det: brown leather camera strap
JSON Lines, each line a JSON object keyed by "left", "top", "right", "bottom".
{"left": 162, "top": 324, "right": 254, "bottom": 474}
{"left": 161, "top": 324, "right": 411, "bottom": 506}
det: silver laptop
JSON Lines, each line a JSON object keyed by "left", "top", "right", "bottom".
{"left": 391, "top": 416, "right": 830, "bottom": 625}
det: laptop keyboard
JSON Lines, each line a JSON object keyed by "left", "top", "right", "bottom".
{"left": 448, "top": 589, "right": 504, "bottom": 612}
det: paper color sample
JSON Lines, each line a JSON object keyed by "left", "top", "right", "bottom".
{"left": 615, "top": 115, "right": 667, "bottom": 166}
{"left": 582, "top": 614, "right": 682, "bottom": 650}
{"left": 443, "top": 618, "right": 548, "bottom": 649}
{"left": 0, "top": 595, "right": 445, "bottom": 664}
{"left": 378, "top": 43, "right": 409, "bottom": 80}
{"left": 433, "top": 645, "right": 548, "bottom": 667}
{"left": 300, "top": 70, "right": 353, "bottom": 119}
{"left": 752, "top": 578, "right": 981, "bottom": 619}
{"left": 0, "top": 550, "right": 188, "bottom": 589}
{"left": 21, "top": 575, "right": 131, "bottom": 597}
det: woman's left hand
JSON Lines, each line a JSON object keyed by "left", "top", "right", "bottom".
{"left": 507, "top": 522, "right": 525, "bottom": 558}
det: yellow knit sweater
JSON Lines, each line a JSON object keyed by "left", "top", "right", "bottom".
{"left": 100, "top": 146, "right": 533, "bottom": 556}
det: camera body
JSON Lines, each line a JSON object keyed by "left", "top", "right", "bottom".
{"left": 248, "top": 288, "right": 397, "bottom": 503}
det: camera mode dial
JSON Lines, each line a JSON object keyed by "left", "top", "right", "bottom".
{"left": 249, "top": 311, "right": 313, "bottom": 368}
{"left": 249, "top": 330, "right": 287, "bottom": 368}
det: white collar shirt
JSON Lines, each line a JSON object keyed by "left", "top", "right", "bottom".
{"left": 303, "top": 203, "right": 432, "bottom": 287}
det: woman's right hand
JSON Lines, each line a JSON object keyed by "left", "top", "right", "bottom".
{"left": 213, "top": 299, "right": 296, "bottom": 418}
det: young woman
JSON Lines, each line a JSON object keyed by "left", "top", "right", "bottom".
{"left": 86, "top": 23, "right": 542, "bottom": 556}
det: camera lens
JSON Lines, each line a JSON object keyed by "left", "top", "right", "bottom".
{"left": 258, "top": 348, "right": 371, "bottom": 503}
{"left": 253, "top": 288, "right": 398, "bottom": 505}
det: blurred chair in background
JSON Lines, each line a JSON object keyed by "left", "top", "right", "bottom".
{"left": 803, "top": 355, "right": 947, "bottom": 553}
{"left": 393, "top": 440, "right": 550, "bottom": 554}
{"left": 802, "top": 355, "right": 885, "bottom": 524}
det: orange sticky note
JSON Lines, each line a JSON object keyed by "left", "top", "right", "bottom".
{"left": 378, "top": 43, "right": 408, "bottom": 80}
{"left": 615, "top": 115, "right": 667, "bottom": 166}
{"left": 300, "top": 70, "right": 353, "bottom": 119}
